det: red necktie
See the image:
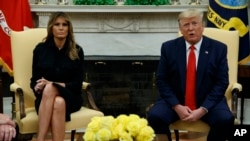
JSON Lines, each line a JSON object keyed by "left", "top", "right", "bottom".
{"left": 185, "top": 45, "right": 196, "bottom": 110}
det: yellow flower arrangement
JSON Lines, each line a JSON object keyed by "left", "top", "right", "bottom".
{"left": 83, "top": 114, "right": 155, "bottom": 141}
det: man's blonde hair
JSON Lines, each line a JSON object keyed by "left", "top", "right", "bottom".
{"left": 178, "top": 9, "right": 203, "bottom": 23}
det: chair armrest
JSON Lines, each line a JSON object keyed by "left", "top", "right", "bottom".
{"left": 145, "top": 103, "right": 154, "bottom": 118}
{"left": 232, "top": 83, "right": 242, "bottom": 92}
{"left": 10, "top": 83, "right": 26, "bottom": 119}
{"left": 10, "top": 83, "right": 21, "bottom": 92}
{"left": 82, "top": 82, "right": 90, "bottom": 91}
{"left": 231, "top": 83, "right": 242, "bottom": 117}
{"left": 82, "top": 82, "right": 100, "bottom": 111}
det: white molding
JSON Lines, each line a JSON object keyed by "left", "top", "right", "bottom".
{"left": 30, "top": 4, "right": 208, "bottom": 57}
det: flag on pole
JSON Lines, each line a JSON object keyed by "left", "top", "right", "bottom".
{"left": 0, "top": 0, "right": 33, "bottom": 76}
{"left": 207, "top": 0, "right": 250, "bottom": 62}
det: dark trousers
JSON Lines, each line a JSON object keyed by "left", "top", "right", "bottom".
{"left": 147, "top": 99, "right": 234, "bottom": 141}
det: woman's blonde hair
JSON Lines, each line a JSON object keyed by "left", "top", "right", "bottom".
{"left": 45, "top": 12, "right": 79, "bottom": 60}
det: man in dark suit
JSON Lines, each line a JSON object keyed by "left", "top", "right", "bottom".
{"left": 147, "top": 9, "right": 234, "bottom": 141}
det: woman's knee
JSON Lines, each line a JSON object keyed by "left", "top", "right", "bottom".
{"left": 53, "top": 97, "right": 66, "bottom": 112}
{"left": 42, "top": 83, "right": 58, "bottom": 98}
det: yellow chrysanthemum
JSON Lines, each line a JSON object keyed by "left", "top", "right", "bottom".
{"left": 116, "top": 114, "right": 130, "bottom": 126}
{"left": 136, "top": 126, "right": 155, "bottom": 141}
{"left": 128, "top": 114, "right": 140, "bottom": 121}
{"left": 86, "top": 118, "right": 101, "bottom": 133}
{"left": 83, "top": 131, "right": 96, "bottom": 141}
{"left": 100, "top": 116, "right": 115, "bottom": 129}
{"left": 127, "top": 121, "right": 140, "bottom": 137}
{"left": 119, "top": 131, "right": 133, "bottom": 141}
{"left": 96, "top": 128, "right": 112, "bottom": 141}
{"left": 83, "top": 114, "right": 155, "bottom": 141}
{"left": 137, "top": 118, "right": 148, "bottom": 129}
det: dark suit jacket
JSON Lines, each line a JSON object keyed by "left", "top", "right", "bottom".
{"left": 156, "top": 35, "right": 229, "bottom": 111}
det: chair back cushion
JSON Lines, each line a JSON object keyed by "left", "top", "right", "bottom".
{"left": 202, "top": 28, "right": 239, "bottom": 86}
{"left": 10, "top": 28, "right": 47, "bottom": 109}
{"left": 202, "top": 28, "right": 239, "bottom": 108}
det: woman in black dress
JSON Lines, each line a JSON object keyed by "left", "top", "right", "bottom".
{"left": 30, "top": 12, "right": 84, "bottom": 141}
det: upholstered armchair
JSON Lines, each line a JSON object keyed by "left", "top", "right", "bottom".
{"left": 146, "top": 27, "right": 242, "bottom": 141}
{"left": 10, "top": 28, "right": 104, "bottom": 141}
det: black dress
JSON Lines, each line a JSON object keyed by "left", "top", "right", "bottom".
{"left": 30, "top": 39, "right": 84, "bottom": 121}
